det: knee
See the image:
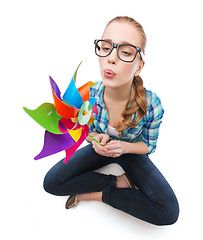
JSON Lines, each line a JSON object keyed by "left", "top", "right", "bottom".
{"left": 43, "top": 171, "right": 60, "bottom": 195}
{"left": 155, "top": 197, "right": 179, "bottom": 226}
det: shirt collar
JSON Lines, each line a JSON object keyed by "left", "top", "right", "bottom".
{"left": 97, "top": 83, "right": 106, "bottom": 108}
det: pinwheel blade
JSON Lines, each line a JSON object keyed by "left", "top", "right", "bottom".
{"left": 62, "top": 75, "right": 84, "bottom": 109}
{"left": 89, "top": 97, "right": 97, "bottom": 109}
{"left": 88, "top": 117, "right": 95, "bottom": 128}
{"left": 77, "top": 81, "right": 94, "bottom": 101}
{"left": 73, "top": 61, "right": 82, "bottom": 83}
{"left": 69, "top": 127, "right": 82, "bottom": 142}
{"left": 23, "top": 103, "right": 62, "bottom": 134}
{"left": 49, "top": 76, "right": 62, "bottom": 100}
{"left": 50, "top": 76, "right": 79, "bottom": 118}
{"left": 92, "top": 102, "right": 98, "bottom": 115}
{"left": 78, "top": 82, "right": 90, "bottom": 102}
{"left": 34, "top": 131, "right": 76, "bottom": 160}
{"left": 58, "top": 118, "right": 76, "bottom": 133}
{"left": 64, "top": 124, "right": 89, "bottom": 164}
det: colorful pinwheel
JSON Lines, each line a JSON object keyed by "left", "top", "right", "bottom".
{"left": 23, "top": 62, "right": 98, "bottom": 163}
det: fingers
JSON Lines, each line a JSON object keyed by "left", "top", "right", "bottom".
{"left": 91, "top": 133, "right": 112, "bottom": 157}
{"left": 92, "top": 143, "right": 119, "bottom": 158}
{"left": 97, "top": 134, "right": 110, "bottom": 145}
{"left": 105, "top": 141, "right": 121, "bottom": 151}
{"left": 92, "top": 141, "right": 112, "bottom": 157}
{"left": 104, "top": 141, "right": 124, "bottom": 156}
{"left": 91, "top": 136, "right": 124, "bottom": 158}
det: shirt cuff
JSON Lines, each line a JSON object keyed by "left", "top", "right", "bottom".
{"left": 142, "top": 141, "right": 155, "bottom": 154}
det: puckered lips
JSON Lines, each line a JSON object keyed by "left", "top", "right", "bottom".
{"left": 104, "top": 69, "right": 116, "bottom": 79}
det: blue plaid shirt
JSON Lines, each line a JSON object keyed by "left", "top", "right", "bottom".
{"left": 89, "top": 81, "right": 164, "bottom": 154}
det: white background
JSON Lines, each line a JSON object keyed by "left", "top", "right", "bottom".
{"left": 1, "top": 0, "right": 203, "bottom": 239}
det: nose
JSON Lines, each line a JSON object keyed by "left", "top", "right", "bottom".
{"left": 107, "top": 48, "right": 118, "bottom": 64}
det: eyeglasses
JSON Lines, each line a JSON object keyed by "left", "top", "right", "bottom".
{"left": 94, "top": 39, "right": 145, "bottom": 62}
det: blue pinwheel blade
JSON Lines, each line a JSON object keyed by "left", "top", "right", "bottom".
{"left": 63, "top": 76, "right": 84, "bottom": 109}
{"left": 89, "top": 97, "right": 97, "bottom": 108}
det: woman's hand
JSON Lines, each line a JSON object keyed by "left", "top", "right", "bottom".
{"left": 104, "top": 140, "right": 128, "bottom": 158}
{"left": 92, "top": 134, "right": 112, "bottom": 157}
{"left": 92, "top": 135, "right": 128, "bottom": 158}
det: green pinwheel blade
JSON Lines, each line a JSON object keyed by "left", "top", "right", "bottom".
{"left": 74, "top": 61, "right": 82, "bottom": 83}
{"left": 23, "top": 103, "right": 63, "bottom": 134}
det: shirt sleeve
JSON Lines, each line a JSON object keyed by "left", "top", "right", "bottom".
{"left": 141, "top": 93, "right": 164, "bottom": 154}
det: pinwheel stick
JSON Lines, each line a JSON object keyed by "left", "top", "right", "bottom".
{"left": 88, "top": 134, "right": 103, "bottom": 146}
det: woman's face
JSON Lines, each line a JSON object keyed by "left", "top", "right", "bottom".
{"left": 99, "top": 21, "right": 144, "bottom": 88}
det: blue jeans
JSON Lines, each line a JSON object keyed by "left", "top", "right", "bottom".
{"left": 43, "top": 144, "right": 179, "bottom": 226}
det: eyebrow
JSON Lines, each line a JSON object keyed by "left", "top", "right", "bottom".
{"left": 103, "top": 38, "right": 134, "bottom": 46}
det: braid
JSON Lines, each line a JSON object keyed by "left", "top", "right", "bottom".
{"left": 116, "top": 76, "right": 147, "bottom": 136}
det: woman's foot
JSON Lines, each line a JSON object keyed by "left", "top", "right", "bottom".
{"left": 65, "top": 195, "right": 78, "bottom": 209}
{"left": 66, "top": 192, "right": 103, "bottom": 209}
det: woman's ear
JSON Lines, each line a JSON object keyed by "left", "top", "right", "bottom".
{"left": 134, "top": 61, "right": 145, "bottom": 76}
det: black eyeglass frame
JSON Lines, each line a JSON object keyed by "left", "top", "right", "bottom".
{"left": 94, "top": 39, "right": 145, "bottom": 62}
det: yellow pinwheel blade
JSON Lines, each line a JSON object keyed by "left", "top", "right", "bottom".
{"left": 69, "top": 127, "right": 82, "bottom": 142}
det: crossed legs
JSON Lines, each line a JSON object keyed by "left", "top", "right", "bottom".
{"left": 43, "top": 144, "right": 179, "bottom": 225}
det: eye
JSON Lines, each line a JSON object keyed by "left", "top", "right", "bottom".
{"left": 121, "top": 51, "right": 132, "bottom": 56}
{"left": 119, "top": 45, "right": 136, "bottom": 59}
{"left": 102, "top": 47, "right": 111, "bottom": 52}
{"left": 100, "top": 41, "right": 112, "bottom": 53}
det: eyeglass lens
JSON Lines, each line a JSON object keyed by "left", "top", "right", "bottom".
{"left": 95, "top": 40, "right": 137, "bottom": 62}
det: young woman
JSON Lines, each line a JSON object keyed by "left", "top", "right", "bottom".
{"left": 43, "top": 16, "right": 179, "bottom": 226}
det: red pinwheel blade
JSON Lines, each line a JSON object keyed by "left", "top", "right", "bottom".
{"left": 64, "top": 124, "right": 90, "bottom": 164}
{"left": 58, "top": 118, "right": 81, "bottom": 133}
{"left": 92, "top": 102, "right": 98, "bottom": 115}
{"left": 58, "top": 118, "right": 75, "bottom": 133}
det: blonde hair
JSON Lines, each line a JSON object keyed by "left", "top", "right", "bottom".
{"left": 106, "top": 16, "right": 147, "bottom": 135}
